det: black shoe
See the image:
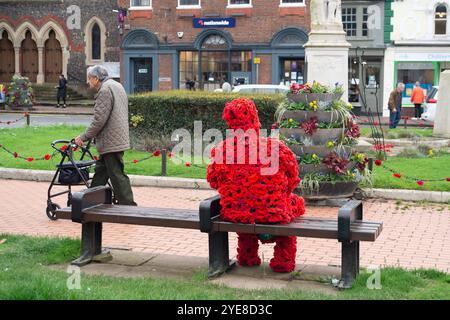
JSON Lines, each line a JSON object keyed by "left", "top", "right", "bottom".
{"left": 62, "top": 105, "right": 67, "bottom": 108}
{"left": 56, "top": 105, "right": 60, "bottom": 108}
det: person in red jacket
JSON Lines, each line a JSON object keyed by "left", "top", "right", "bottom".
{"left": 411, "top": 81, "right": 425, "bottom": 119}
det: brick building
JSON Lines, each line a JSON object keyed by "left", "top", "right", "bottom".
{"left": 0, "top": 0, "right": 121, "bottom": 86}
{"left": 118, "top": 0, "right": 311, "bottom": 93}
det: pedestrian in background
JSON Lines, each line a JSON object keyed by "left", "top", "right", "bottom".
{"left": 56, "top": 74, "right": 67, "bottom": 108}
{"left": 388, "top": 82, "right": 405, "bottom": 129}
{"left": 411, "top": 81, "right": 425, "bottom": 119}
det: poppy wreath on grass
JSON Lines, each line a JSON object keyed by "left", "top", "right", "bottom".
{"left": 207, "top": 98, "right": 305, "bottom": 273}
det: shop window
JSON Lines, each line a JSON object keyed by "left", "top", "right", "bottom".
{"left": 435, "top": 5, "right": 447, "bottom": 35}
{"left": 397, "top": 62, "right": 435, "bottom": 99}
{"left": 342, "top": 8, "right": 357, "bottom": 37}
{"left": 179, "top": 51, "right": 199, "bottom": 90}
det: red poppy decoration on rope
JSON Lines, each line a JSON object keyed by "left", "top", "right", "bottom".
{"left": 417, "top": 180, "right": 424, "bottom": 187}
{"left": 375, "top": 159, "right": 382, "bottom": 166}
{"left": 207, "top": 98, "right": 305, "bottom": 273}
{"left": 44, "top": 154, "right": 51, "bottom": 160}
{"left": 393, "top": 173, "right": 402, "bottom": 179}
{"left": 153, "top": 149, "right": 161, "bottom": 157}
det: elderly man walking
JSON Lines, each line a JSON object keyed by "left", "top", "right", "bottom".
{"left": 75, "top": 65, "right": 136, "bottom": 206}
{"left": 388, "top": 83, "right": 405, "bottom": 129}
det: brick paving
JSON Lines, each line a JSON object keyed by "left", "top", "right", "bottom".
{"left": 0, "top": 179, "right": 448, "bottom": 272}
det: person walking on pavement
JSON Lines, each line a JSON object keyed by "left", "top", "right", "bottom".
{"left": 56, "top": 74, "right": 67, "bottom": 108}
{"left": 74, "top": 65, "right": 137, "bottom": 206}
{"left": 411, "top": 81, "right": 425, "bottom": 119}
{"left": 388, "top": 82, "right": 405, "bottom": 129}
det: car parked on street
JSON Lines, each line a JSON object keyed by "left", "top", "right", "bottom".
{"left": 421, "top": 86, "right": 438, "bottom": 122}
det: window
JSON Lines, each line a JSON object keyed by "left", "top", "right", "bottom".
{"left": 179, "top": 51, "right": 199, "bottom": 90}
{"left": 229, "top": 0, "right": 251, "bottom": 5}
{"left": 178, "top": 0, "right": 200, "bottom": 7}
{"left": 91, "top": 23, "right": 101, "bottom": 60}
{"left": 130, "top": 0, "right": 151, "bottom": 8}
{"left": 362, "top": 7, "right": 369, "bottom": 37}
{"left": 280, "top": 0, "right": 304, "bottom": 6}
{"left": 435, "top": 4, "right": 447, "bottom": 35}
{"left": 201, "top": 35, "right": 228, "bottom": 49}
{"left": 342, "top": 7, "right": 357, "bottom": 37}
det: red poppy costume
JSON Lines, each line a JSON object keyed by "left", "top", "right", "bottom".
{"left": 207, "top": 98, "right": 305, "bottom": 273}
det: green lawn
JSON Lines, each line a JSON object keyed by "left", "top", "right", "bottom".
{"left": 0, "top": 125, "right": 449, "bottom": 191}
{"left": 371, "top": 155, "right": 450, "bottom": 192}
{"left": 0, "top": 234, "right": 448, "bottom": 300}
{"left": 360, "top": 127, "right": 434, "bottom": 139}
{"left": 0, "top": 125, "right": 206, "bottom": 179}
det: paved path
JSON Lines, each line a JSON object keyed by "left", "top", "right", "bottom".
{"left": 0, "top": 113, "right": 92, "bottom": 128}
{"left": 0, "top": 179, "right": 448, "bottom": 272}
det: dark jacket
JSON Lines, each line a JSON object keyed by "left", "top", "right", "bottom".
{"left": 388, "top": 89, "right": 402, "bottom": 111}
{"left": 57, "top": 78, "right": 67, "bottom": 97}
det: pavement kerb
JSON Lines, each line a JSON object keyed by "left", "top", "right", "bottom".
{"left": 0, "top": 167, "right": 448, "bottom": 203}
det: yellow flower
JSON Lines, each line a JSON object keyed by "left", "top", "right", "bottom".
{"left": 312, "top": 154, "right": 318, "bottom": 160}
{"left": 352, "top": 173, "right": 356, "bottom": 178}
{"left": 347, "top": 103, "right": 353, "bottom": 110}
{"left": 289, "top": 118, "right": 293, "bottom": 123}
{"left": 347, "top": 170, "right": 351, "bottom": 176}
{"left": 428, "top": 149, "right": 434, "bottom": 157}
{"left": 327, "top": 141, "right": 334, "bottom": 148}
{"left": 309, "top": 102, "right": 314, "bottom": 107}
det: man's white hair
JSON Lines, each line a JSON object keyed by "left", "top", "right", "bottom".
{"left": 87, "top": 65, "right": 109, "bottom": 81}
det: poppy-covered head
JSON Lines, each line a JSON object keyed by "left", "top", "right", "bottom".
{"left": 223, "top": 98, "right": 261, "bottom": 133}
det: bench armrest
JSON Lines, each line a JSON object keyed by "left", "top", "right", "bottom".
{"left": 72, "top": 186, "right": 113, "bottom": 223}
{"left": 199, "top": 194, "right": 221, "bottom": 233}
{"left": 338, "top": 200, "right": 363, "bottom": 242}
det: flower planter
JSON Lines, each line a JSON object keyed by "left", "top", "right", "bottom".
{"left": 298, "top": 163, "right": 330, "bottom": 175}
{"left": 296, "top": 181, "right": 359, "bottom": 200}
{"left": 290, "top": 145, "right": 353, "bottom": 158}
{"left": 287, "top": 92, "right": 343, "bottom": 104}
{"left": 281, "top": 110, "right": 343, "bottom": 123}
{"left": 280, "top": 128, "right": 344, "bottom": 145}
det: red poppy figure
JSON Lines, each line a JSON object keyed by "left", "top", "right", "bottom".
{"left": 207, "top": 99, "right": 306, "bottom": 273}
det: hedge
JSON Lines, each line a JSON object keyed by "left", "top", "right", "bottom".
{"left": 128, "top": 90, "right": 283, "bottom": 138}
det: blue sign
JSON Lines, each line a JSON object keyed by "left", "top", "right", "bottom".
{"left": 193, "top": 18, "right": 236, "bottom": 28}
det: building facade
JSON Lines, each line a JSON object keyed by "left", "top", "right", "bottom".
{"left": 118, "top": 0, "right": 311, "bottom": 93}
{"left": 383, "top": 0, "right": 450, "bottom": 116}
{"left": 342, "top": 0, "right": 386, "bottom": 114}
{"left": 0, "top": 0, "right": 121, "bottom": 86}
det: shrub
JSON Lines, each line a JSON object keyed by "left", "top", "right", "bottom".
{"left": 5, "top": 75, "right": 33, "bottom": 109}
{"left": 128, "top": 90, "right": 283, "bottom": 138}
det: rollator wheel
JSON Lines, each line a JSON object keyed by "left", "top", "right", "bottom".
{"left": 46, "top": 203, "right": 61, "bottom": 221}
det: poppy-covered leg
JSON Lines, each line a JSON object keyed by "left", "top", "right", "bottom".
{"left": 270, "top": 236, "right": 297, "bottom": 273}
{"left": 237, "top": 233, "right": 261, "bottom": 267}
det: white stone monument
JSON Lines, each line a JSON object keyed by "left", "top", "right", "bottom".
{"left": 304, "top": 0, "right": 351, "bottom": 99}
{"left": 433, "top": 70, "right": 450, "bottom": 138}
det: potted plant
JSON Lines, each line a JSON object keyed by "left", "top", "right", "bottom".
{"left": 5, "top": 75, "right": 34, "bottom": 110}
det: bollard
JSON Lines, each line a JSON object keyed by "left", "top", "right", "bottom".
{"left": 161, "top": 149, "right": 167, "bottom": 177}
{"left": 368, "top": 158, "right": 374, "bottom": 173}
{"left": 26, "top": 113, "right": 30, "bottom": 126}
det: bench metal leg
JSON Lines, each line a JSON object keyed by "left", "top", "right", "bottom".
{"left": 72, "top": 222, "right": 111, "bottom": 266}
{"left": 339, "top": 240, "right": 360, "bottom": 289}
{"left": 208, "top": 231, "right": 234, "bottom": 278}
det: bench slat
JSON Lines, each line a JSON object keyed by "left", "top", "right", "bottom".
{"left": 55, "top": 205, "right": 382, "bottom": 242}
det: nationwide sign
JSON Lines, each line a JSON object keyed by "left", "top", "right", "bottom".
{"left": 193, "top": 18, "right": 236, "bottom": 28}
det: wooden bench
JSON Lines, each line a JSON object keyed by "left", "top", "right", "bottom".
{"left": 56, "top": 186, "right": 383, "bottom": 289}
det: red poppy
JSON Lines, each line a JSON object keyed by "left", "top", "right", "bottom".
{"left": 375, "top": 159, "right": 382, "bottom": 166}
{"left": 373, "top": 121, "right": 379, "bottom": 126}
{"left": 13, "top": 152, "right": 18, "bottom": 158}
{"left": 44, "top": 154, "right": 51, "bottom": 160}
{"left": 393, "top": 173, "right": 401, "bottom": 178}
{"left": 27, "top": 157, "right": 34, "bottom": 162}
{"left": 447, "top": 178, "right": 450, "bottom": 182}
{"left": 417, "top": 180, "right": 424, "bottom": 186}
{"left": 168, "top": 152, "right": 174, "bottom": 158}
{"left": 185, "top": 162, "right": 191, "bottom": 167}
{"left": 93, "top": 156, "right": 99, "bottom": 161}
{"left": 61, "top": 145, "right": 68, "bottom": 152}
{"left": 6, "top": 121, "right": 10, "bottom": 125}
{"left": 133, "top": 159, "right": 138, "bottom": 164}
{"left": 153, "top": 149, "right": 161, "bottom": 157}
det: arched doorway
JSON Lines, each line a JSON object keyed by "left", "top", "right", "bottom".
{"left": 44, "top": 30, "right": 62, "bottom": 83}
{"left": 20, "top": 30, "right": 38, "bottom": 82}
{"left": 0, "top": 30, "right": 15, "bottom": 83}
